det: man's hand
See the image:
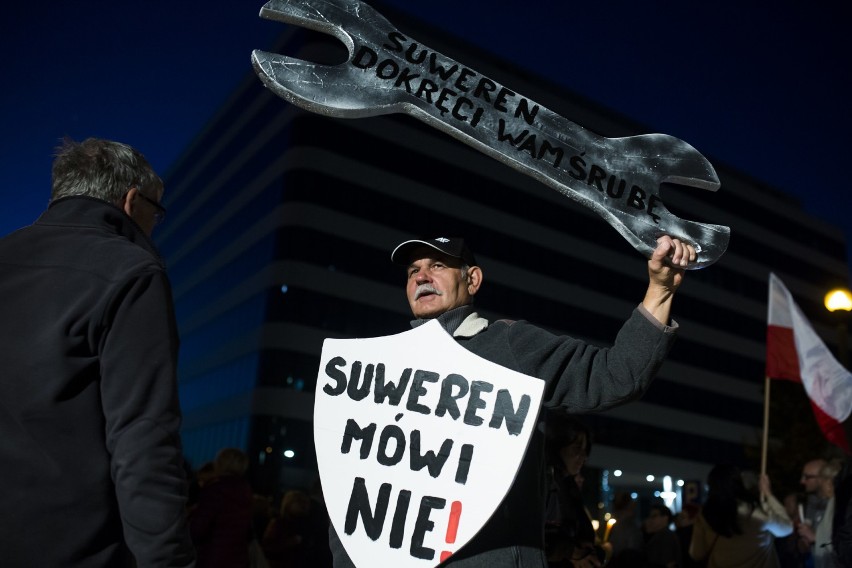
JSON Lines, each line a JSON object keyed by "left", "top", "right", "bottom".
{"left": 797, "top": 521, "right": 816, "bottom": 545}
{"left": 642, "top": 236, "right": 696, "bottom": 325}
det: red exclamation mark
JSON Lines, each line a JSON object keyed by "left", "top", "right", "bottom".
{"left": 440, "top": 501, "right": 463, "bottom": 563}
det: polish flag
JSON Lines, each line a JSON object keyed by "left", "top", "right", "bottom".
{"left": 766, "top": 273, "right": 852, "bottom": 452}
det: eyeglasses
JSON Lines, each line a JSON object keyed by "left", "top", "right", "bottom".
{"left": 135, "top": 191, "right": 167, "bottom": 225}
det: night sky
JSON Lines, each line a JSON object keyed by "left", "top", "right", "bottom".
{"left": 3, "top": 1, "right": 850, "bottom": 280}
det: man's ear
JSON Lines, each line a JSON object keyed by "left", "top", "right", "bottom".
{"left": 121, "top": 187, "right": 137, "bottom": 217}
{"left": 466, "top": 266, "right": 483, "bottom": 296}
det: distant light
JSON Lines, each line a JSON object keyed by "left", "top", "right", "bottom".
{"left": 661, "top": 476, "right": 677, "bottom": 508}
{"left": 283, "top": 449, "right": 295, "bottom": 458}
{"left": 265, "top": 446, "right": 273, "bottom": 454}
{"left": 677, "top": 479, "right": 685, "bottom": 487}
{"left": 825, "top": 288, "right": 852, "bottom": 312}
{"left": 614, "top": 470, "right": 623, "bottom": 477}
{"left": 646, "top": 475, "right": 655, "bottom": 482}
{"left": 630, "top": 492, "right": 638, "bottom": 499}
{"left": 654, "top": 491, "right": 661, "bottom": 497}
{"left": 280, "top": 284, "right": 289, "bottom": 294}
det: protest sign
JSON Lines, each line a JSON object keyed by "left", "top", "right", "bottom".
{"left": 315, "top": 320, "right": 545, "bottom": 567}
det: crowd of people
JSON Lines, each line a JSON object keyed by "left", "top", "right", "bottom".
{"left": 538, "top": 414, "right": 852, "bottom": 568}
{"left": 186, "top": 448, "right": 333, "bottom": 568}
{"left": 184, "top": 433, "right": 850, "bottom": 568}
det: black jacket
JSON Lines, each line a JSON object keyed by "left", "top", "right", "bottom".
{"left": 0, "top": 197, "right": 194, "bottom": 567}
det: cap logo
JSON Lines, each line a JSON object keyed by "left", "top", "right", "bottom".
{"left": 435, "top": 237, "right": 450, "bottom": 242}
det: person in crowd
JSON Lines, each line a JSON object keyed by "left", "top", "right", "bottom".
{"left": 775, "top": 492, "right": 806, "bottom": 568}
{"left": 543, "top": 412, "right": 602, "bottom": 567}
{"left": 187, "top": 460, "right": 221, "bottom": 514}
{"left": 190, "top": 447, "right": 254, "bottom": 567}
{"left": 327, "top": 234, "right": 695, "bottom": 567}
{"left": 798, "top": 459, "right": 843, "bottom": 568}
{"left": 249, "top": 493, "right": 275, "bottom": 568}
{"left": 690, "top": 464, "right": 793, "bottom": 567}
{"left": 608, "top": 491, "right": 645, "bottom": 564}
{"left": 0, "top": 137, "right": 193, "bottom": 567}
{"left": 305, "top": 479, "right": 333, "bottom": 568}
{"left": 642, "top": 503, "right": 681, "bottom": 568}
{"left": 674, "top": 503, "right": 704, "bottom": 568}
{"left": 800, "top": 459, "right": 831, "bottom": 565}
{"left": 262, "top": 489, "right": 313, "bottom": 568}
{"left": 251, "top": 493, "right": 275, "bottom": 542}
{"left": 833, "top": 460, "right": 852, "bottom": 568}
{"left": 197, "top": 461, "right": 218, "bottom": 487}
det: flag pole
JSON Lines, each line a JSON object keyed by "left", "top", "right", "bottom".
{"left": 761, "top": 375, "right": 771, "bottom": 476}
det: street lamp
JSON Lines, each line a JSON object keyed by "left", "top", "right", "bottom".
{"left": 826, "top": 288, "right": 852, "bottom": 312}
{"left": 824, "top": 287, "right": 852, "bottom": 367}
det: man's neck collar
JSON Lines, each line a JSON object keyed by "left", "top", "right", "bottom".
{"left": 410, "top": 304, "right": 475, "bottom": 335}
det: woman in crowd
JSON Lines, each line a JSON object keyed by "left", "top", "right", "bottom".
{"left": 543, "top": 411, "right": 603, "bottom": 568}
{"left": 690, "top": 464, "right": 793, "bottom": 568}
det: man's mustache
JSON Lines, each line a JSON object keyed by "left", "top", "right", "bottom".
{"left": 414, "top": 284, "right": 443, "bottom": 300}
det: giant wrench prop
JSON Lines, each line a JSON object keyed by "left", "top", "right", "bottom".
{"left": 251, "top": 0, "right": 730, "bottom": 268}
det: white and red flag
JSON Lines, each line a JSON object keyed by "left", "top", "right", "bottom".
{"left": 766, "top": 273, "right": 852, "bottom": 452}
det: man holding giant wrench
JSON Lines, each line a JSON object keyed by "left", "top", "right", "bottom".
{"left": 251, "top": 1, "right": 726, "bottom": 566}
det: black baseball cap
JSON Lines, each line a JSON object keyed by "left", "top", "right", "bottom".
{"left": 391, "top": 237, "right": 478, "bottom": 266}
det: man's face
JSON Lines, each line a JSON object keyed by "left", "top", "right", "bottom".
{"left": 405, "top": 248, "right": 480, "bottom": 319}
{"left": 801, "top": 460, "right": 825, "bottom": 494}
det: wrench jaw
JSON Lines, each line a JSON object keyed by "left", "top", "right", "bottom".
{"left": 510, "top": 129, "right": 728, "bottom": 269}
{"left": 592, "top": 133, "right": 727, "bottom": 268}
{"left": 601, "top": 190, "right": 730, "bottom": 270}
{"left": 251, "top": 49, "right": 411, "bottom": 118}
{"left": 649, "top": 138, "right": 729, "bottom": 269}
{"left": 257, "top": 0, "right": 398, "bottom": 56}
{"left": 549, "top": 178, "right": 730, "bottom": 270}
{"left": 617, "top": 133, "right": 721, "bottom": 192}
{"left": 253, "top": 0, "right": 409, "bottom": 117}
{"left": 259, "top": 0, "right": 355, "bottom": 54}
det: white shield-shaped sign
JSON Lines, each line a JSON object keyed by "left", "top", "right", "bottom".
{"left": 314, "top": 320, "right": 545, "bottom": 568}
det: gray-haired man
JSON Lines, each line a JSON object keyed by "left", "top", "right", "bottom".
{"left": 0, "top": 138, "right": 194, "bottom": 567}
